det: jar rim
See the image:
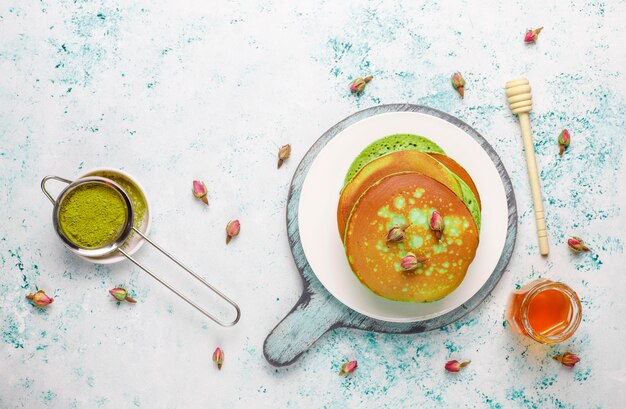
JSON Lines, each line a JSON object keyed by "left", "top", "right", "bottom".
{"left": 520, "top": 281, "right": 582, "bottom": 344}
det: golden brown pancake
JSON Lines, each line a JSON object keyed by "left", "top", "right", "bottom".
{"left": 337, "top": 150, "right": 463, "bottom": 237}
{"left": 430, "top": 153, "right": 481, "bottom": 209}
{"left": 344, "top": 172, "right": 479, "bottom": 302}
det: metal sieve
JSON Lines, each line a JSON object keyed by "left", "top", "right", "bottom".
{"left": 42, "top": 175, "right": 241, "bottom": 327}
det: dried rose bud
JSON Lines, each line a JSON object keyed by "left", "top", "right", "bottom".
{"left": 277, "top": 144, "right": 291, "bottom": 169}
{"left": 213, "top": 347, "right": 224, "bottom": 370}
{"left": 349, "top": 75, "right": 373, "bottom": 95}
{"left": 109, "top": 287, "right": 136, "bottom": 303}
{"left": 451, "top": 72, "right": 465, "bottom": 98}
{"left": 553, "top": 352, "right": 580, "bottom": 368}
{"left": 339, "top": 360, "right": 357, "bottom": 375}
{"left": 524, "top": 27, "right": 544, "bottom": 43}
{"left": 400, "top": 252, "right": 427, "bottom": 271}
{"left": 429, "top": 211, "right": 445, "bottom": 240}
{"left": 386, "top": 225, "right": 408, "bottom": 242}
{"left": 25, "top": 290, "right": 54, "bottom": 307}
{"left": 445, "top": 360, "right": 471, "bottom": 372}
{"left": 567, "top": 236, "right": 590, "bottom": 252}
{"left": 226, "top": 219, "right": 241, "bottom": 244}
{"left": 192, "top": 180, "right": 209, "bottom": 205}
{"left": 558, "top": 129, "right": 570, "bottom": 156}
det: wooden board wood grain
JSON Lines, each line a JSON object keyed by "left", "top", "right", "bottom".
{"left": 264, "top": 104, "right": 517, "bottom": 367}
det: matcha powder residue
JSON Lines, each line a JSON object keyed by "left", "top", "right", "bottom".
{"left": 59, "top": 183, "right": 127, "bottom": 249}
{"left": 94, "top": 172, "right": 146, "bottom": 228}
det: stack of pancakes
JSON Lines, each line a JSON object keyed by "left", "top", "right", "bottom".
{"left": 338, "top": 134, "right": 481, "bottom": 303}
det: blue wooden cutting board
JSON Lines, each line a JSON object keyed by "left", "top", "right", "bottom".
{"left": 263, "top": 104, "right": 517, "bottom": 367}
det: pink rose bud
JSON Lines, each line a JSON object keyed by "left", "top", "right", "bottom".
{"left": 558, "top": 129, "right": 570, "bottom": 156}
{"left": 567, "top": 236, "right": 590, "bottom": 252}
{"left": 400, "top": 252, "right": 427, "bottom": 271}
{"left": 226, "top": 219, "right": 241, "bottom": 244}
{"left": 213, "top": 347, "right": 224, "bottom": 370}
{"left": 349, "top": 75, "right": 373, "bottom": 95}
{"left": 109, "top": 287, "right": 136, "bottom": 303}
{"left": 429, "top": 211, "right": 445, "bottom": 240}
{"left": 386, "top": 225, "right": 407, "bottom": 242}
{"left": 25, "top": 290, "right": 54, "bottom": 307}
{"left": 278, "top": 144, "right": 291, "bottom": 169}
{"left": 451, "top": 72, "right": 465, "bottom": 98}
{"left": 524, "top": 27, "right": 543, "bottom": 43}
{"left": 553, "top": 352, "right": 580, "bottom": 368}
{"left": 192, "top": 180, "right": 209, "bottom": 205}
{"left": 339, "top": 360, "right": 358, "bottom": 375}
{"left": 445, "top": 360, "right": 471, "bottom": 372}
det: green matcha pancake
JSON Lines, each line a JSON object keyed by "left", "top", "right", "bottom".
{"left": 343, "top": 134, "right": 446, "bottom": 186}
{"left": 344, "top": 172, "right": 479, "bottom": 302}
{"left": 454, "top": 176, "right": 481, "bottom": 232}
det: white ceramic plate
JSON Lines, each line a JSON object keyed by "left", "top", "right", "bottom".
{"left": 298, "top": 111, "right": 508, "bottom": 322}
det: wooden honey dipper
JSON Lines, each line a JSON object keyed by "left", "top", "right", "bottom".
{"left": 505, "top": 77, "right": 549, "bottom": 256}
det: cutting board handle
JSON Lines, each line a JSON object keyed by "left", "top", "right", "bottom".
{"left": 263, "top": 279, "right": 351, "bottom": 367}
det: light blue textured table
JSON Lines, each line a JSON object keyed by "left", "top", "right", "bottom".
{"left": 1, "top": 1, "right": 624, "bottom": 408}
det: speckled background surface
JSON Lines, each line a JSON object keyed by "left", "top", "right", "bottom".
{"left": 1, "top": 1, "right": 625, "bottom": 408}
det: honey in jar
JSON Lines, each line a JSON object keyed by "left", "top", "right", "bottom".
{"left": 505, "top": 279, "right": 582, "bottom": 343}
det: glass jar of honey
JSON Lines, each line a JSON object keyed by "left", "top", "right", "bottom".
{"left": 505, "top": 279, "right": 582, "bottom": 344}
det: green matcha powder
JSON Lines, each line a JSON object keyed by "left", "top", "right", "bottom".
{"left": 59, "top": 183, "right": 128, "bottom": 249}
{"left": 93, "top": 172, "right": 146, "bottom": 229}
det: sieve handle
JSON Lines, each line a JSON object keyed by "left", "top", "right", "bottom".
{"left": 41, "top": 175, "right": 73, "bottom": 204}
{"left": 119, "top": 227, "right": 241, "bottom": 327}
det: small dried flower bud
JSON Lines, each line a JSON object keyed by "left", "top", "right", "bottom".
{"left": 386, "top": 225, "right": 407, "bottom": 242}
{"left": 451, "top": 72, "right": 465, "bottom": 98}
{"left": 445, "top": 360, "right": 471, "bottom": 372}
{"left": 400, "top": 252, "right": 427, "bottom": 271}
{"left": 226, "top": 219, "right": 241, "bottom": 244}
{"left": 558, "top": 129, "right": 570, "bottom": 156}
{"left": 212, "top": 347, "right": 224, "bottom": 369}
{"left": 567, "top": 236, "right": 590, "bottom": 252}
{"left": 25, "top": 290, "right": 54, "bottom": 307}
{"left": 429, "top": 211, "right": 444, "bottom": 240}
{"left": 349, "top": 75, "right": 373, "bottom": 94}
{"left": 109, "top": 287, "right": 136, "bottom": 303}
{"left": 553, "top": 352, "right": 580, "bottom": 368}
{"left": 278, "top": 144, "right": 291, "bottom": 168}
{"left": 192, "top": 180, "right": 209, "bottom": 205}
{"left": 339, "top": 360, "right": 357, "bottom": 375}
{"left": 524, "top": 27, "right": 544, "bottom": 43}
